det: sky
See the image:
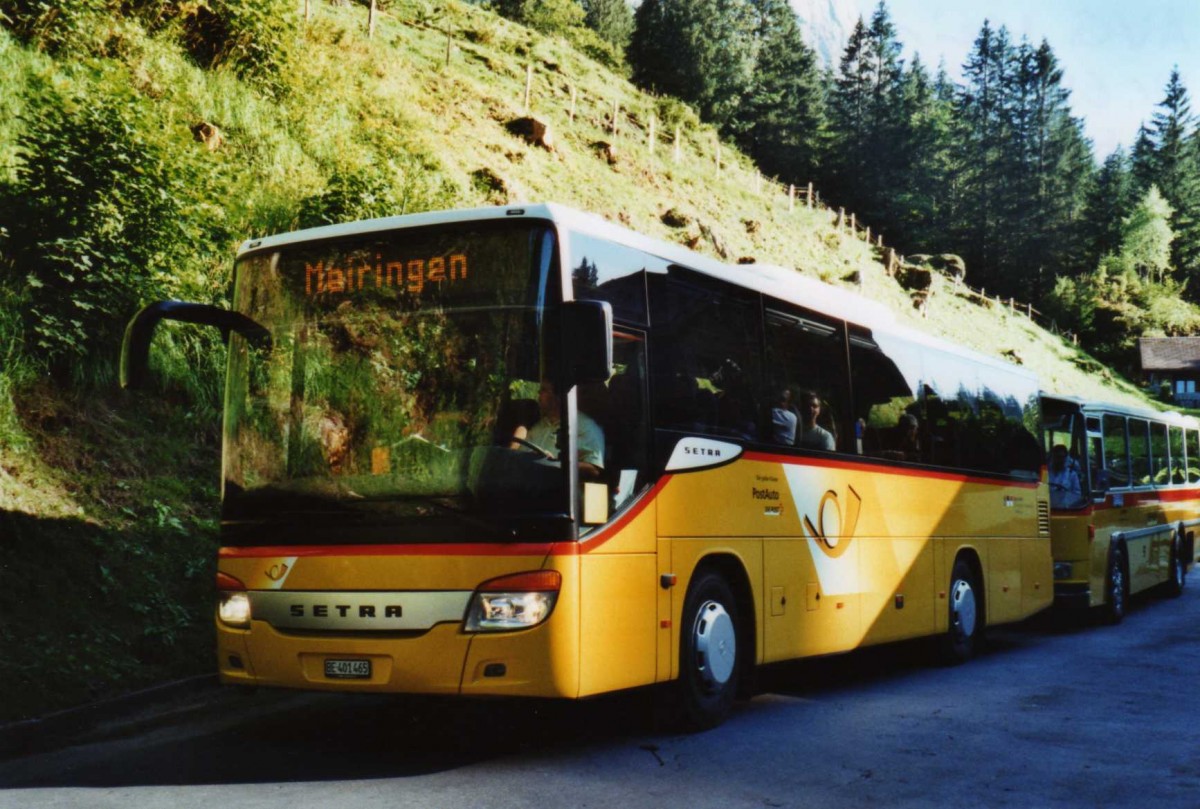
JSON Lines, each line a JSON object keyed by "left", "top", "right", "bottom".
{"left": 847, "top": 0, "right": 1200, "bottom": 160}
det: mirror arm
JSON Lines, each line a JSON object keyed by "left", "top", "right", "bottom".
{"left": 121, "top": 301, "right": 271, "bottom": 390}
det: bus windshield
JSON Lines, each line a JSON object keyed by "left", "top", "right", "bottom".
{"left": 221, "top": 221, "right": 571, "bottom": 543}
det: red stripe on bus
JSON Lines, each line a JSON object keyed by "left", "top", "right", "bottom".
{"left": 568, "top": 476, "right": 673, "bottom": 554}
{"left": 219, "top": 542, "right": 560, "bottom": 559}
{"left": 742, "top": 450, "right": 1042, "bottom": 489}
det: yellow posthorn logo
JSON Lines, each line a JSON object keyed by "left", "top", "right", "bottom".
{"left": 266, "top": 562, "right": 290, "bottom": 581}
{"left": 802, "top": 485, "right": 862, "bottom": 559}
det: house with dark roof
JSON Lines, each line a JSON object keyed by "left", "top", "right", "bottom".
{"left": 1138, "top": 337, "right": 1200, "bottom": 406}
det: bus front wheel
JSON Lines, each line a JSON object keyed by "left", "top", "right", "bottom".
{"left": 941, "top": 558, "right": 982, "bottom": 664}
{"left": 677, "top": 570, "right": 740, "bottom": 731}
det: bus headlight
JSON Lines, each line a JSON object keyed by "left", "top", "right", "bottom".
{"left": 465, "top": 570, "right": 561, "bottom": 632}
{"left": 217, "top": 572, "right": 251, "bottom": 628}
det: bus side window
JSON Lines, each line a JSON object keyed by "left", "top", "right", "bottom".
{"left": 1189, "top": 429, "right": 1200, "bottom": 483}
{"left": 1169, "top": 425, "right": 1186, "bottom": 484}
{"left": 1104, "top": 415, "right": 1130, "bottom": 488}
{"left": 764, "top": 306, "right": 849, "bottom": 452}
{"left": 848, "top": 328, "right": 924, "bottom": 462}
{"left": 649, "top": 272, "right": 762, "bottom": 441}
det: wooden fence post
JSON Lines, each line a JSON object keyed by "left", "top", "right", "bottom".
{"left": 524, "top": 64, "right": 533, "bottom": 113}
{"left": 445, "top": 28, "right": 452, "bottom": 67}
{"left": 715, "top": 139, "right": 722, "bottom": 175}
{"left": 807, "top": 182, "right": 814, "bottom": 209}
{"left": 865, "top": 226, "right": 871, "bottom": 243}
{"left": 788, "top": 184, "right": 795, "bottom": 212}
{"left": 368, "top": 0, "right": 377, "bottom": 38}
{"left": 648, "top": 114, "right": 656, "bottom": 155}
{"left": 612, "top": 98, "right": 620, "bottom": 136}
{"left": 673, "top": 126, "right": 681, "bottom": 163}
{"left": 304, "top": 0, "right": 310, "bottom": 21}
{"left": 569, "top": 85, "right": 577, "bottom": 123}
{"left": 849, "top": 212, "right": 856, "bottom": 235}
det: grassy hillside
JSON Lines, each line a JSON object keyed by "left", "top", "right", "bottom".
{"left": 0, "top": 0, "right": 1155, "bottom": 720}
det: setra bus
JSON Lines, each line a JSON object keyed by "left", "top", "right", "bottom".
{"left": 122, "top": 204, "right": 1052, "bottom": 728}
{"left": 1042, "top": 395, "right": 1197, "bottom": 622}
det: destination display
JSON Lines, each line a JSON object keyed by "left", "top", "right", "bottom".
{"left": 304, "top": 252, "right": 469, "bottom": 297}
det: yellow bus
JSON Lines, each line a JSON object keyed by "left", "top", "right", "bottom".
{"left": 123, "top": 204, "right": 1052, "bottom": 729}
{"left": 1042, "top": 395, "right": 1196, "bottom": 622}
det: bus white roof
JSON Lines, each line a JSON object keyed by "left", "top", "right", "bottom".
{"left": 1043, "top": 393, "right": 1199, "bottom": 427}
{"left": 237, "top": 202, "right": 1034, "bottom": 383}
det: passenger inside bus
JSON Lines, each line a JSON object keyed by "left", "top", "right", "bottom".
{"left": 874, "top": 412, "right": 921, "bottom": 461}
{"left": 510, "top": 379, "right": 605, "bottom": 480}
{"left": 796, "top": 390, "right": 836, "bottom": 451}
{"left": 1048, "top": 443, "right": 1085, "bottom": 508}
{"left": 771, "top": 388, "right": 799, "bottom": 445}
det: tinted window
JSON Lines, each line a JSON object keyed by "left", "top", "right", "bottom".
{"left": 764, "top": 307, "right": 848, "bottom": 451}
{"left": 1150, "top": 422, "right": 1170, "bottom": 485}
{"left": 569, "top": 232, "right": 667, "bottom": 325}
{"left": 1190, "top": 429, "right": 1200, "bottom": 483}
{"left": 1129, "top": 419, "right": 1150, "bottom": 485}
{"left": 1104, "top": 415, "right": 1130, "bottom": 488}
{"left": 649, "top": 271, "right": 762, "bottom": 440}
{"left": 849, "top": 328, "right": 924, "bottom": 463}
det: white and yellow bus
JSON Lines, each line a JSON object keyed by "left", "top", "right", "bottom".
{"left": 1042, "top": 395, "right": 1197, "bottom": 622}
{"left": 123, "top": 204, "right": 1052, "bottom": 728}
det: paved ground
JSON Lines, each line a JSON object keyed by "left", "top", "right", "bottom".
{"left": 2, "top": 581, "right": 1199, "bottom": 808}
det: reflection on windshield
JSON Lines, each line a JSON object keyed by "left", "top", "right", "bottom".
{"left": 222, "top": 224, "right": 569, "bottom": 538}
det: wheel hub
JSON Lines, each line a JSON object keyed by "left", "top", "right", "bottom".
{"left": 950, "top": 579, "right": 976, "bottom": 639}
{"left": 693, "top": 600, "right": 736, "bottom": 687}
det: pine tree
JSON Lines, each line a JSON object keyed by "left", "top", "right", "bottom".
{"left": 1082, "top": 149, "right": 1136, "bottom": 271}
{"left": 1146, "top": 68, "right": 1200, "bottom": 287}
{"left": 954, "top": 20, "right": 1016, "bottom": 293}
{"left": 892, "top": 56, "right": 957, "bottom": 251}
{"left": 628, "top": 0, "right": 756, "bottom": 129}
{"left": 735, "top": 0, "right": 826, "bottom": 182}
{"left": 1130, "top": 122, "right": 1157, "bottom": 192}
{"left": 826, "top": 3, "right": 905, "bottom": 231}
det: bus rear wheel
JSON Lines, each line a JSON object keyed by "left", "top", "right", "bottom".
{"left": 1102, "top": 544, "right": 1127, "bottom": 624}
{"left": 677, "top": 570, "right": 740, "bottom": 731}
{"left": 1165, "top": 536, "right": 1186, "bottom": 598}
{"left": 940, "top": 558, "right": 981, "bottom": 664}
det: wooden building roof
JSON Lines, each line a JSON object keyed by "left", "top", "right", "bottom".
{"left": 1138, "top": 337, "right": 1200, "bottom": 372}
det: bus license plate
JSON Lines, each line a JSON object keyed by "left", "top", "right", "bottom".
{"left": 325, "top": 659, "right": 371, "bottom": 680}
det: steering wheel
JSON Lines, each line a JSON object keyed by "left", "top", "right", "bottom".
{"left": 512, "top": 437, "right": 554, "bottom": 461}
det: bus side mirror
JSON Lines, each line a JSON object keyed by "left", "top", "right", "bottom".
{"left": 121, "top": 300, "right": 272, "bottom": 390}
{"left": 554, "top": 300, "right": 613, "bottom": 386}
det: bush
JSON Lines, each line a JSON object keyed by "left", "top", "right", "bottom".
{"left": 298, "top": 158, "right": 459, "bottom": 230}
{"left": 179, "top": 0, "right": 299, "bottom": 97}
{"left": 0, "top": 73, "right": 186, "bottom": 377}
{"left": 492, "top": 0, "right": 585, "bottom": 37}
{"left": 0, "top": 0, "right": 111, "bottom": 53}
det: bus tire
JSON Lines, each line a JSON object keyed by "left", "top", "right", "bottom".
{"left": 1165, "top": 535, "right": 1186, "bottom": 598}
{"left": 1102, "top": 543, "right": 1128, "bottom": 624}
{"left": 940, "top": 557, "right": 982, "bottom": 664}
{"left": 677, "top": 570, "right": 740, "bottom": 731}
